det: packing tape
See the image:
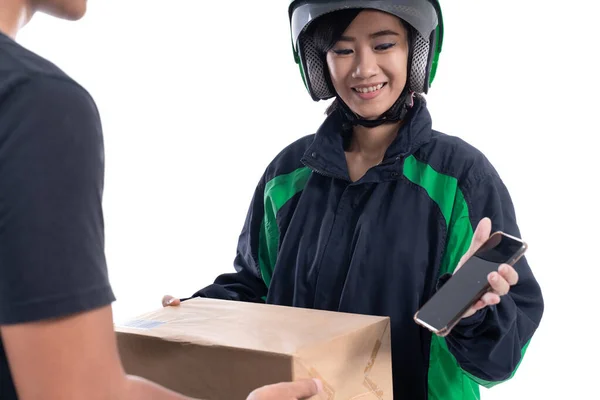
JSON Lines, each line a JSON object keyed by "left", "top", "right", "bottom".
{"left": 363, "top": 340, "right": 382, "bottom": 375}
{"left": 300, "top": 322, "right": 390, "bottom": 399}
{"left": 361, "top": 339, "right": 384, "bottom": 399}
{"left": 362, "top": 375, "right": 384, "bottom": 399}
{"left": 308, "top": 367, "right": 336, "bottom": 400}
{"left": 359, "top": 321, "right": 390, "bottom": 399}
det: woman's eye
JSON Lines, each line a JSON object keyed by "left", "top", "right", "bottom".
{"left": 332, "top": 49, "right": 353, "bottom": 55}
{"left": 375, "top": 43, "right": 396, "bottom": 51}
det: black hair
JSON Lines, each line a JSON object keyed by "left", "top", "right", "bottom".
{"left": 306, "top": 9, "right": 412, "bottom": 116}
{"left": 310, "top": 8, "right": 363, "bottom": 54}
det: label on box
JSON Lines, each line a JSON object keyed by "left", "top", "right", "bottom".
{"left": 121, "top": 319, "right": 165, "bottom": 330}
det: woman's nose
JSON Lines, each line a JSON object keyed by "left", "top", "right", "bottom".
{"left": 352, "top": 50, "right": 379, "bottom": 80}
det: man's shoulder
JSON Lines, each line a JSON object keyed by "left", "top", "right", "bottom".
{"left": 0, "top": 33, "right": 92, "bottom": 110}
{"left": 0, "top": 35, "right": 100, "bottom": 140}
{"left": 0, "top": 31, "right": 70, "bottom": 80}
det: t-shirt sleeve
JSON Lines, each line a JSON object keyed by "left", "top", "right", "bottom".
{"left": 0, "top": 76, "right": 115, "bottom": 325}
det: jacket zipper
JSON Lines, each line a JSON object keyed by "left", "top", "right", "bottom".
{"left": 301, "top": 159, "right": 349, "bottom": 182}
{"left": 303, "top": 155, "right": 403, "bottom": 182}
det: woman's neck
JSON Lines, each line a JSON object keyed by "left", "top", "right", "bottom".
{"left": 347, "top": 121, "right": 402, "bottom": 162}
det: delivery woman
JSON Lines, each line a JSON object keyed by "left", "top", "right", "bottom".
{"left": 164, "top": 1, "right": 544, "bottom": 398}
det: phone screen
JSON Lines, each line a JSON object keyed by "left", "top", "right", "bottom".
{"left": 416, "top": 233, "right": 525, "bottom": 333}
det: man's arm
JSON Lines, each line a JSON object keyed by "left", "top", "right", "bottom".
{"left": 2, "top": 306, "right": 194, "bottom": 400}
{"left": 0, "top": 76, "right": 319, "bottom": 400}
{"left": 0, "top": 75, "right": 196, "bottom": 399}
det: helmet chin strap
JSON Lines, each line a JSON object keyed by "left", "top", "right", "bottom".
{"left": 336, "top": 89, "right": 415, "bottom": 129}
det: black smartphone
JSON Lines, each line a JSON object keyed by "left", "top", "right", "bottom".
{"left": 414, "top": 231, "right": 527, "bottom": 336}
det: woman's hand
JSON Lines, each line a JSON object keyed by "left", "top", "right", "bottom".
{"left": 455, "top": 218, "right": 519, "bottom": 319}
{"left": 161, "top": 295, "right": 180, "bottom": 307}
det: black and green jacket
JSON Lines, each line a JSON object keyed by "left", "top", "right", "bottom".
{"left": 189, "top": 96, "right": 544, "bottom": 399}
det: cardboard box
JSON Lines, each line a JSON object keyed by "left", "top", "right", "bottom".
{"left": 115, "top": 297, "right": 392, "bottom": 399}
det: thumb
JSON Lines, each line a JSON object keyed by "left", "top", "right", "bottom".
{"left": 162, "top": 295, "right": 180, "bottom": 307}
{"left": 470, "top": 217, "right": 492, "bottom": 252}
{"left": 284, "top": 378, "right": 323, "bottom": 399}
{"left": 454, "top": 218, "right": 493, "bottom": 274}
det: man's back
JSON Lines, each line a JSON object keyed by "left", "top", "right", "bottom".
{"left": 0, "top": 29, "right": 115, "bottom": 399}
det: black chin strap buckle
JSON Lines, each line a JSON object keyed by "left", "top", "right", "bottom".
{"left": 343, "top": 90, "right": 415, "bottom": 128}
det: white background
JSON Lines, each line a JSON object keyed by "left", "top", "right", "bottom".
{"left": 16, "top": 0, "right": 599, "bottom": 398}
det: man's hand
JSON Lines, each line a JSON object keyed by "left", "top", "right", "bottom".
{"left": 455, "top": 218, "right": 520, "bottom": 319}
{"left": 246, "top": 379, "right": 323, "bottom": 400}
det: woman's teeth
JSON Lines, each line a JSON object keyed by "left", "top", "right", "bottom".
{"left": 353, "top": 83, "right": 385, "bottom": 93}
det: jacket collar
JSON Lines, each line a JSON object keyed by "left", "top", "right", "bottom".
{"left": 302, "top": 96, "right": 433, "bottom": 182}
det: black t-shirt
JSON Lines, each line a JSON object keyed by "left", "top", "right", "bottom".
{"left": 0, "top": 31, "right": 115, "bottom": 398}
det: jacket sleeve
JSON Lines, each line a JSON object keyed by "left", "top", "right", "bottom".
{"left": 184, "top": 178, "right": 269, "bottom": 303}
{"left": 444, "top": 171, "right": 544, "bottom": 386}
